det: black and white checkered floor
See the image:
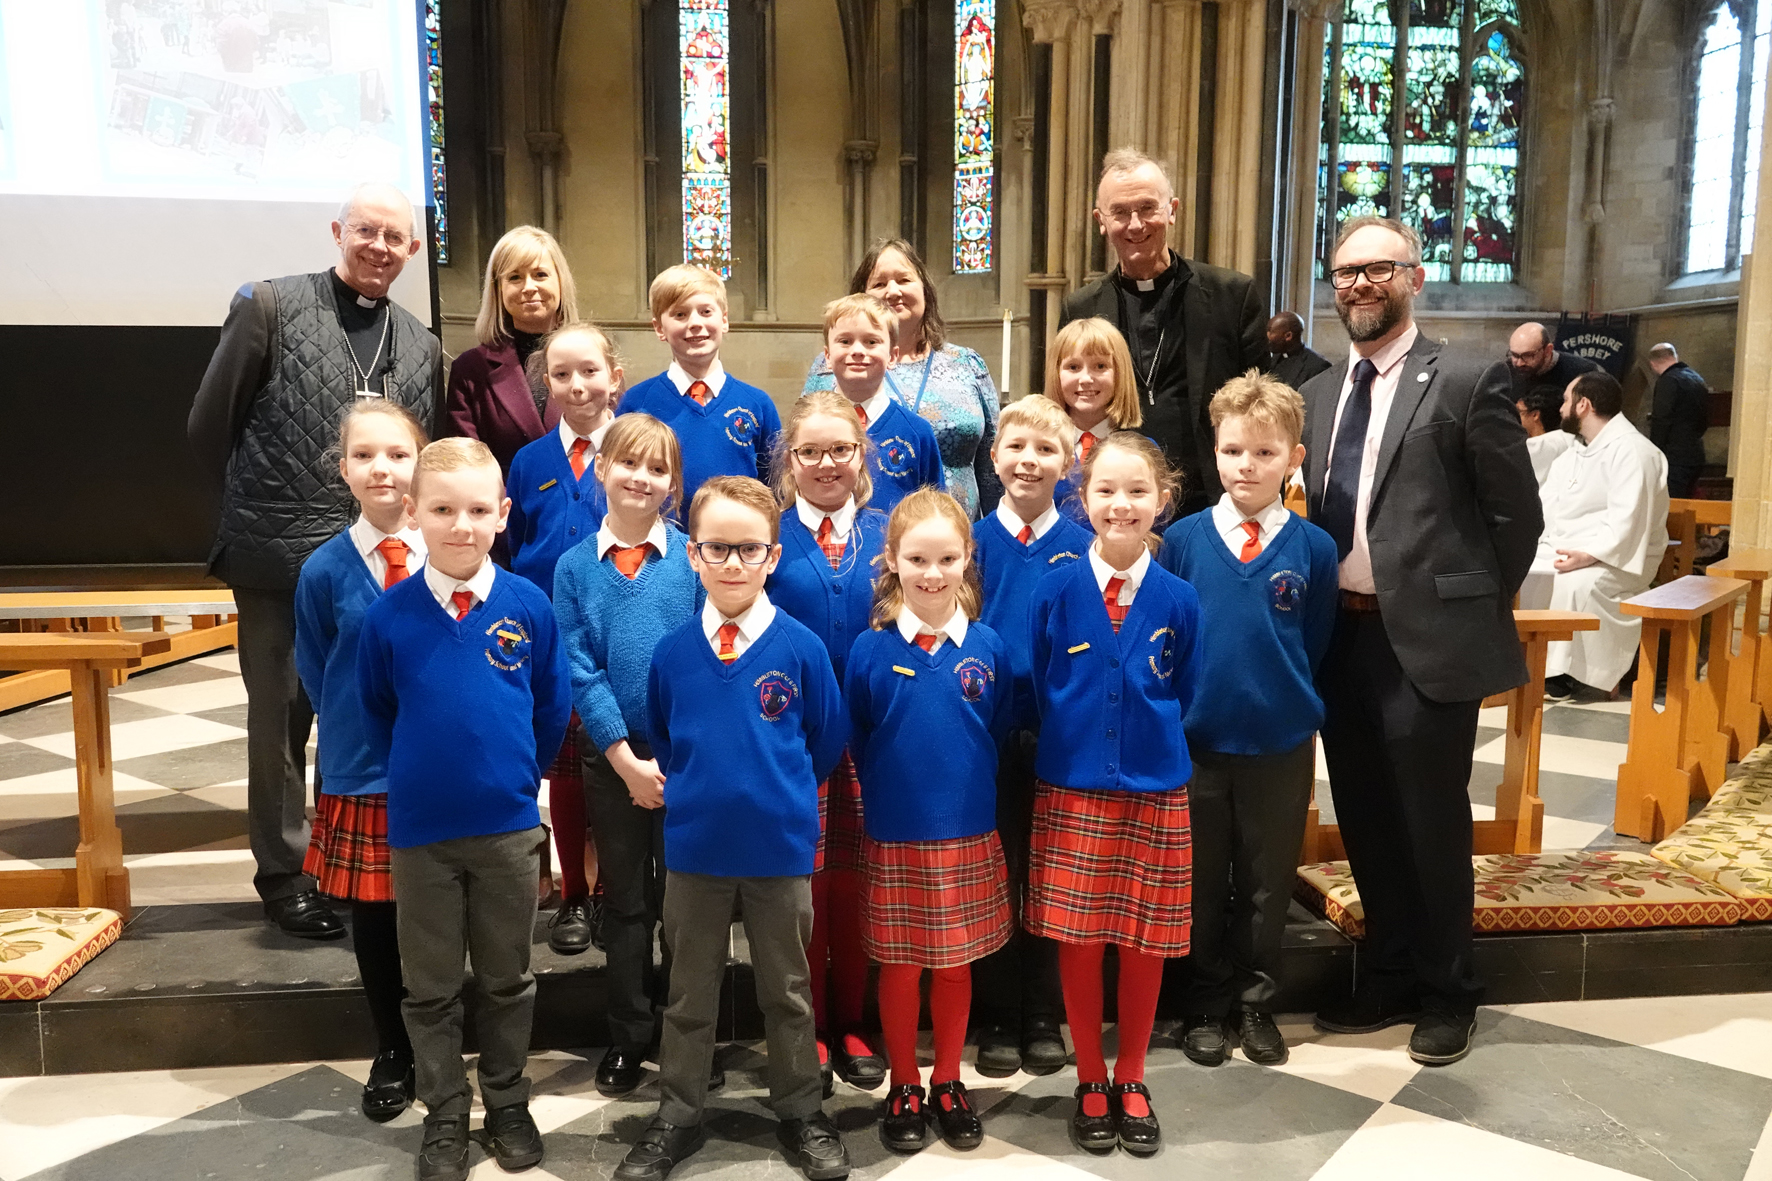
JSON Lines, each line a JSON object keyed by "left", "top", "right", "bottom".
{"left": 5, "top": 649, "right": 1771, "bottom": 1179}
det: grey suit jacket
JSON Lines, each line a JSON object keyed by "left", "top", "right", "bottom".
{"left": 1301, "top": 334, "right": 1542, "bottom": 703}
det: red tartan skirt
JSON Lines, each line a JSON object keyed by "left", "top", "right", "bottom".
{"left": 862, "top": 831, "right": 1012, "bottom": 969}
{"left": 303, "top": 792, "right": 394, "bottom": 903}
{"left": 816, "top": 750, "right": 866, "bottom": 874}
{"left": 1025, "top": 780, "right": 1192, "bottom": 956}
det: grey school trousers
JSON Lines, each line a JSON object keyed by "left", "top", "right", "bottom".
{"left": 657, "top": 871, "right": 821, "bottom": 1127}
{"left": 232, "top": 585, "right": 316, "bottom": 903}
{"left": 392, "top": 825, "right": 545, "bottom": 1117}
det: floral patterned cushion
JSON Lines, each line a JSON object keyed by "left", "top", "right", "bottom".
{"left": 1296, "top": 852, "right": 1742, "bottom": 939}
{"left": 1652, "top": 808, "right": 1772, "bottom": 921}
{"left": 0, "top": 907, "right": 123, "bottom": 1000}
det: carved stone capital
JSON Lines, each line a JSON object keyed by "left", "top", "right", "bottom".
{"left": 1287, "top": 0, "right": 1342, "bottom": 20}
{"left": 525, "top": 130, "right": 564, "bottom": 159}
{"left": 1022, "top": 0, "right": 1079, "bottom": 44}
{"left": 1012, "top": 116, "right": 1037, "bottom": 149}
{"left": 845, "top": 139, "right": 879, "bottom": 165}
{"left": 1080, "top": 0, "right": 1120, "bottom": 35}
{"left": 1584, "top": 201, "right": 1606, "bottom": 225}
{"left": 1587, "top": 97, "right": 1615, "bottom": 127}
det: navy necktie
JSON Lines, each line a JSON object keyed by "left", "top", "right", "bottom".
{"left": 1319, "top": 358, "right": 1379, "bottom": 560}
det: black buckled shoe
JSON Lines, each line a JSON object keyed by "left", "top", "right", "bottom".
{"left": 1069, "top": 1083, "right": 1117, "bottom": 1154}
{"left": 547, "top": 896, "right": 594, "bottom": 955}
{"left": 597, "top": 1046, "right": 646, "bottom": 1097}
{"left": 1178, "top": 1013, "right": 1229, "bottom": 1066}
{"left": 1408, "top": 1009, "right": 1477, "bottom": 1066}
{"left": 929, "top": 1080, "right": 983, "bottom": 1150}
{"left": 879, "top": 1084, "right": 928, "bottom": 1153}
{"left": 974, "top": 1023, "right": 1022, "bottom": 1078}
{"left": 1315, "top": 985, "right": 1421, "bottom": 1035}
{"left": 360, "top": 1049, "right": 413, "bottom": 1122}
{"left": 417, "top": 1112, "right": 471, "bottom": 1181}
{"left": 484, "top": 1101, "right": 544, "bottom": 1171}
{"left": 832, "top": 1040, "right": 886, "bottom": 1091}
{"left": 1237, "top": 1009, "right": 1289, "bottom": 1065}
{"left": 1020, "top": 1019, "right": 1068, "bottom": 1076}
{"left": 776, "top": 1111, "right": 851, "bottom": 1179}
{"left": 614, "top": 1117, "right": 706, "bottom": 1181}
{"left": 264, "top": 890, "right": 345, "bottom": 940}
{"left": 1113, "top": 1081, "right": 1161, "bottom": 1156}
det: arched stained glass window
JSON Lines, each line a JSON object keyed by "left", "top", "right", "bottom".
{"left": 680, "top": 0, "right": 732, "bottom": 276}
{"left": 1685, "top": 1, "right": 1772, "bottom": 274}
{"left": 1318, "top": 0, "right": 1523, "bottom": 283}
{"left": 952, "top": 0, "right": 995, "bottom": 274}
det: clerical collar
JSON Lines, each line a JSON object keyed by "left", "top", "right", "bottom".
{"left": 330, "top": 269, "right": 387, "bottom": 310}
{"left": 1115, "top": 251, "right": 1182, "bottom": 296}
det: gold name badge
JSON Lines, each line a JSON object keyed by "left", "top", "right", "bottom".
{"left": 1067, "top": 642, "right": 1091, "bottom": 654}
{"left": 892, "top": 665, "right": 916, "bottom": 676}
{"left": 538, "top": 478, "right": 558, "bottom": 491}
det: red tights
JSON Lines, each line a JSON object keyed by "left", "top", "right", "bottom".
{"left": 1057, "top": 942, "right": 1166, "bottom": 1118}
{"left": 877, "top": 963, "right": 970, "bottom": 1088}
{"left": 808, "top": 869, "right": 872, "bottom": 1058}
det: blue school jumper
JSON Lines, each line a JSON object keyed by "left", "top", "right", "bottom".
{"left": 1053, "top": 431, "right": 1160, "bottom": 525}
{"left": 553, "top": 523, "right": 702, "bottom": 753}
{"left": 506, "top": 433, "right": 608, "bottom": 600}
{"left": 358, "top": 571, "right": 573, "bottom": 849}
{"left": 646, "top": 613, "right": 847, "bottom": 877}
{"left": 1158, "top": 510, "right": 1339, "bottom": 756}
{"left": 863, "top": 399, "right": 947, "bottom": 513}
{"left": 766, "top": 507, "right": 889, "bottom": 685}
{"left": 618, "top": 371, "right": 781, "bottom": 512}
{"left": 845, "top": 625, "right": 1013, "bottom": 841}
{"left": 295, "top": 530, "right": 401, "bottom": 796}
{"left": 1029, "top": 558, "right": 1203, "bottom": 792}
{"left": 973, "top": 512, "right": 1093, "bottom": 731}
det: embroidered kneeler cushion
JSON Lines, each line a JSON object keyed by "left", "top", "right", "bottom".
{"left": 1653, "top": 809, "right": 1772, "bottom": 921}
{"left": 1295, "top": 852, "right": 1743, "bottom": 939}
{"left": 0, "top": 907, "right": 123, "bottom": 1000}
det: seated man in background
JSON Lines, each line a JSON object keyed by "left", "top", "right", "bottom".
{"left": 1516, "top": 385, "right": 1574, "bottom": 490}
{"left": 1536, "top": 372, "right": 1669, "bottom": 702}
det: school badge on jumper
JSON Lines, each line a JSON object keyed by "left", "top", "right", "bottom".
{"left": 1147, "top": 626, "right": 1175, "bottom": 679}
{"left": 485, "top": 618, "right": 532, "bottom": 671}
{"left": 754, "top": 670, "right": 800, "bottom": 721}
{"left": 724, "top": 406, "right": 761, "bottom": 447}
{"left": 875, "top": 435, "right": 917, "bottom": 475}
{"left": 953, "top": 656, "right": 994, "bottom": 702}
{"left": 1269, "top": 569, "right": 1308, "bottom": 612}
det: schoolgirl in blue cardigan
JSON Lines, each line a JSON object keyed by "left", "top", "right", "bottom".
{"left": 1043, "top": 317, "right": 1146, "bottom": 524}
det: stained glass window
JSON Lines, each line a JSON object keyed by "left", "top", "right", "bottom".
{"left": 680, "top": 0, "right": 732, "bottom": 276}
{"left": 952, "top": 0, "right": 995, "bottom": 274}
{"left": 1685, "top": 2, "right": 1771, "bottom": 274}
{"left": 1318, "top": 0, "right": 1523, "bottom": 283}
{"left": 424, "top": 0, "right": 447, "bottom": 264}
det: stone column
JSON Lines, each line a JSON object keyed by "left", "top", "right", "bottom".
{"left": 1732, "top": 76, "right": 1772, "bottom": 548}
{"left": 1024, "top": 0, "right": 1080, "bottom": 343}
{"left": 1280, "top": 0, "right": 1335, "bottom": 333}
{"left": 1207, "top": 0, "right": 1267, "bottom": 274}
{"left": 845, "top": 139, "right": 878, "bottom": 269}
{"left": 522, "top": 0, "right": 568, "bottom": 235}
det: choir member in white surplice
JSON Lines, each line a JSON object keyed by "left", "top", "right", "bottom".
{"left": 1535, "top": 371, "right": 1669, "bottom": 700}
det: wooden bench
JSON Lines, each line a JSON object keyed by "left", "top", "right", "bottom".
{"left": 1704, "top": 547, "right": 1772, "bottom": 757}
{"left": 1657, "top": 499, "right": 1732, "bottom": 582}
{"left": 1615, "top": 575, "right": 1750, "bottom": 842}
{"left": 1301, "top": 609, "right": 1599, "bottom": 862}
{"left": 0, "top": 591, "right": 237, "bottom": 712}
{"left": 0, "top": 632, "right": 172, "bottom": 918}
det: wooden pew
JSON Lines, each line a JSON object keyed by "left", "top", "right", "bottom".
{"left": 0, "top": 632, "right": 172, "bottom": 918}
{"left": 1300, "top": 609, "right": 1599, "bottom": 862}
{"left": 1615, "top": 575, "right": 1749, "bottom": 841}
{"left": 1657, "top": 499, "right": 1732, "bottom": 582}
{"left": 0, "top": 591, "right": 237, "bottom": 712}
{"left": 1704, "top": 548, "right": 1772, "bottom": 756}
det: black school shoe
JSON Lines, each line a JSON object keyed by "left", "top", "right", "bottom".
{"left": 1236, "top": 1010, "right": 1289, "bottom": 1065}
{"left": 1113, "top": 1082, "right": 1161, "bottom": 1155}
{"left": 614, "top": 1117, "right": 706, "bottom": 1181}
{"left": 1178, "top": 1014, "right": 1230, "bottom": 1066}
{"left": 879, "top": 1084, "right": 928, "bottom": 1153}
{"left": 831, "top": 1041, "right": 886, "bottom": 1090}
{"left": 776, "top": 1111, "right": 852, "bottom": 1180}
{"left": 974, "top": 1023, "right": 1022, "bottom": 1078}
{"left": 1069, "top": 1083, "right": 1118, "bottom": 1154}
{"left": 484, "top": 1101, "right": 544, "bottom": 1171}
{"left": 1409, "top": 1010, "right": 1478, "bottom": 1066}
{"left": 547, "top": 896, "right": 594, "bottom": 955}
{"left": 360, "top": 1050, "right": 413, "bottom": 1122}
{"left": 417, "top": 1113, "right": 471, "bottom": 1181}
{"left": 1314, "top": 984, "right": 1422, "bottom": 1035}
{"left": 597, "top": 1046, "right": 646, "bottom": 1097}
{"left": 264, "top": 890, "right": 346, "bottom": 940}
{"left": 1021, "top": 1019, "right": 1068, "bottom": 1075}
{"left": 929, "top": 1080, "right": 984, "bottom": 1150}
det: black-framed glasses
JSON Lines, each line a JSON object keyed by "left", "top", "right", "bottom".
{"left": 791, "top": 443, "right": 859, "bottom": 465}
{"left": 690, "top": 541, "right": 772, "bottom": 566}
{"left": 1328, "top": 259, "right": 1417, "bottom": 289}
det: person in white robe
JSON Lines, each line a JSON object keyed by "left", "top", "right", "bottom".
{"left": 1534, "top": 371, "right": 1669, "bottom": 699}
{"left": 1517, "top": 386, "right": 1575, "bottom": 489}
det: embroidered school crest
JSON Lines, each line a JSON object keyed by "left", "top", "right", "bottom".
{"left": 875, "top": 435, "right": 917, "bottom": 476}
{"left": 1269, "top": 569, "right": 1307, "bottom": 612}
{"left": 724, "top": 406, "right": 761, "bottom": 448}
{"left": 954, "top": 656, "right": 994, "bottom": 703}
{"left": 754, "top": 670, "right": 799, "bottom": 720}
{"left": 484, "top": 618, "right": 532, "bottom": 671}
{"left": 1147, "top": 626, "right": 1175, "bottom": 679}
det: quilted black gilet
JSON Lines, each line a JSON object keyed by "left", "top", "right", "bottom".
{"left": 211, "top": 271, "right": 438, "bottom": 589}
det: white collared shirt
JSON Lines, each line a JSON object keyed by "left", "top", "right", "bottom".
{"left": 1088, "top": 543, "right": 1151, "bottom": 609}
{"left": 996, "top": 500, "right": 1060, "bottom": 541}
{"left": 853, "top": 389, "right": 894, "bottom": 425}
{"left": 348, "top": 515, "right": 427, "bottom": 586}
{"left": 423, "top": 556, "right": 497, "bottom": 617}
{"left": 894, "top": 605, "right": 969, "bottom": 655}
{"left": 700, "top": 591, "right": 776, "bottom": 659}
{"left": 667, "top": 359, "right": 728, "bottom": 401}
{"left": 596, "top": 518, "right": 669, "bottom": 563}
{"left": 1210, "top": 493, "right": 1289, "bottom": 560}
{"left": 1326, "top": 324, "right": 1420, "bottom": 593}
{"left": 557, "top": 416, "right": 611, "bottom": 461}
{"left": 1077, "top": 419, "right": 1113, "bottom": 447}
{"left": 795, "top": 497, "right": 858, "bottom": 544}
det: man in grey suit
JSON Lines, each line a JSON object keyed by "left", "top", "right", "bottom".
{"left": 1302, "top": 217, "right": 1541, "bottom": 1065}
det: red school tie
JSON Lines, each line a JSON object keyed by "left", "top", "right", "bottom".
{"left": 610, "top": 544, "right": 649, "bottom": 579}
{"left": 1077, "top": 432, "right": 1096, "bottom": 463}
{"left": 689, "top": 380, "right": 712, "bottom": 406}
{"left": 854, "top": 402, "right": 869, "bottom": 426}
{"left": 815, "top": 516, "right": 846, "bottom": 569}
{"left": 374, "top": 537, "right": 410, "bottom": 589}
{"left": 451, "top": 589, "right": 475, "bottom": 621}
{"left": 569, "top": 436, "right": 592, "bottom": 480}
{"left": 1239, "top": 520, "right": 1263, "bottom": 563}
{"left": 1103, "top": 576, "right": 1129, "bottom": 633}
{"left": 914, "top": 632, "right": 939, "bottom": 653}
{"left": 1016, "top": 524, "right": 1033, "bottom": 545}
{"left": 717, "top": 622, "right": 740, "bottom": 663}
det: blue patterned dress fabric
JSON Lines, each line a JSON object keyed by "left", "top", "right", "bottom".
{"left": 803, "top": 342, "right": 1003, "bottom": 519}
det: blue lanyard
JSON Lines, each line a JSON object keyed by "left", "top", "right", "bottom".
{"left": 885, "top": 353, "right": 935, "bottom": 415}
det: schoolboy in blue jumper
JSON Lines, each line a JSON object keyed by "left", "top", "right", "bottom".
{"left": 1158, "top": 372, "right": 1337, "bottom": 1070}
{"left": 358, "top": 438, "right": 571, "bottom": 1181}
{"left": 821, "top": 293, "right": 945, "bottom": 513}
{"left": 553, "top": 414, "right": 701, "bottom": 1099}
{"left": 505, "top": 321, "right": 621, "bottom": 954}
{"left": 616, "top": 476, "right": 851, "bottom": 1181}
{"left": 295, "top": 399, "right": 428, "bottom": 1124}
{"left": 618, "top": 264, "right": 781, "bottom": 515}
{"left": 968, "top": 394, "right": 1092, "bottom": 1079}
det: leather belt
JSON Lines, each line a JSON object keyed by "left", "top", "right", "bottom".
{"left": 1339, "top": 590, "right": 1381, "bottom": 613}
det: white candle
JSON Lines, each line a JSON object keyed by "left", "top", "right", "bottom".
{"left": 1001, "top": 307, "right": 1013, "bottom": 397}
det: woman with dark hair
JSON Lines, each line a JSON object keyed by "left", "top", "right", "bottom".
{"left": 804, "top": 239, "right": 1003, "bottom": 520}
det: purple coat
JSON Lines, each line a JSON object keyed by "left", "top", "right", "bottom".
{"left": 443, "top": 341, "right": 560, "bottom": 475}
